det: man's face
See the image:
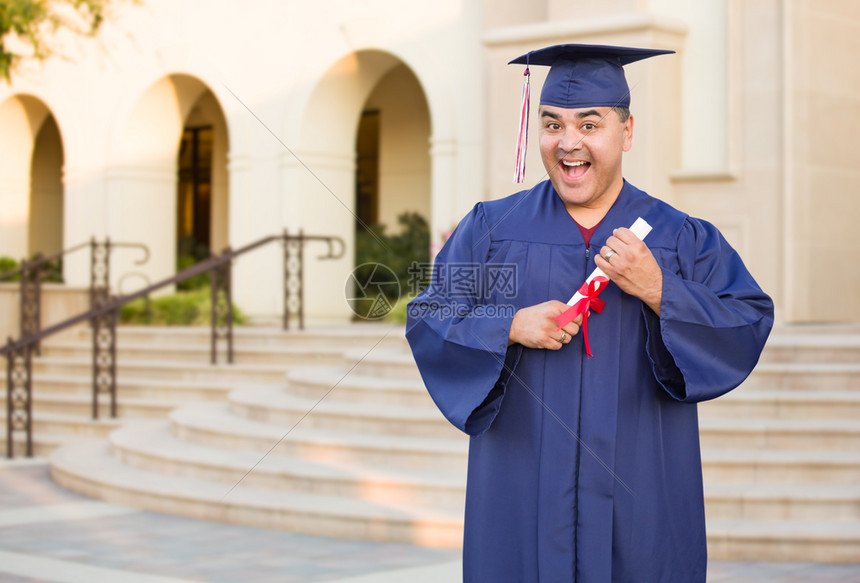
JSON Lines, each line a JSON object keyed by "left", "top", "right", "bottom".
{"left": 538, "top": 105, "right": 633, "bottom": 215}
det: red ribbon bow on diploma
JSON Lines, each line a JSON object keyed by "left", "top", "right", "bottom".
{"left": 553, "top": 276, "right": 609, "bottom": 357}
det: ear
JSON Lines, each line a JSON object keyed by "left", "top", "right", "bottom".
{"left": 622, "top": 114, "right": 634, "bottom": 152}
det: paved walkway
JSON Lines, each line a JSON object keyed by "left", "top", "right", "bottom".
{"left": 1, "top": 459, "right": 859, "bottom": 582}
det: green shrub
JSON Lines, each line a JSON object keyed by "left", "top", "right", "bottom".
{"left": 176, "top": 254, "right": 211, "bottom": 291}
{"left": 0, "top": 256, "right": 63, "bottom": 283}
{"left": 120, "top": 286, "right": 246, "bottom": 326}
{"left": 383, "top": 296, "right": 409, "bottom": 324}
{"left": 0, "top": 256, "right": 20, "bottom": 281}
{"left": 355, "top": 211, "right": 430, "bottom": 301}
{"left": 353, "top": 212, "right": 430, "bottom": 322}
{"left": 40, "top": 258, "right": 63, "bottom": 283}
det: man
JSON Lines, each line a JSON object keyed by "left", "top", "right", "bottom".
{"left": 406, "top": 44, "right": 773, "bottom": 582}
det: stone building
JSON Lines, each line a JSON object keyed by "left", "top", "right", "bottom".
{"left": 1, "top": 0, "right": 857, "bottom": 322}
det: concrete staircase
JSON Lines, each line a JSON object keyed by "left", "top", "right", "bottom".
{"left": 16, "top": 324, "right": 467, "bottom": 548}
{"left": 2, "top": 323, "right": 859, "bottom": 560}
{"left": 700, "top": 324, "right": 860, "bottom": 562}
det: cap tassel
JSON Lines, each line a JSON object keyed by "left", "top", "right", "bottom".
{"left": 513, "top": 64, "right": 530, "bottom": 184}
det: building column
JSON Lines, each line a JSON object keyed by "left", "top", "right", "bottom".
{"left": 279, "top": 149, "right": 356, "bottom": 325}
{"left": 103, "top": 163, "right": 177, "bottom": 295}
{"left": 0, "top": 176, "right": 30, "bottom": 261}
{"left": 429, "top": 137, "right": 458, "bottom": 254}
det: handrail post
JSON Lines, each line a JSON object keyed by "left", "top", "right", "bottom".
{"left": 298, "top": 230, "right": 305, "bottom": 330}
{"left": 90, "top": 238, "right": 116, "bottom": 419}
{"left": 225, "top": 256, "right": 234, "bottom": 363}
{"left": 210, "top": 249, "right": 234, "bottom": 365}
{"left": 210, "top": 259, "right": 217, "bottom": 364}
{"left": 282, "top": 231, "right": 290, "bottom": 331}
{"left": 90, "top": 238, "right": 111, "bottom": 311}
{"left": 19, "top": 255, "right": 43, "bottom": 355}
{"left": 5, "top": 338, "right": 33, "bottom": 458}
{"left": 282, "top": 230, "right": 306, "bottom": 331}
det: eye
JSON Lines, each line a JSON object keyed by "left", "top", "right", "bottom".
{"left": 546, "top": 122, "right": 561, "bottom": 131}
{"left": 582, "top": 122, "right": 597, "bottom": 131}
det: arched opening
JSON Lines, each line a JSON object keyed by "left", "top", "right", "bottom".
{"left": 108, "top": 75, "right": 229, "bottom": 288}
{"left": 278, "top": 50, "right": 435, "bottom": 322}
{"left": 29, "top": 114, "right": 65, "bottom": 258}
{"left": 355, "top": 109, "right": 380, "bottom": 229}
{"left": 177, "top": 126, "right": 212, "bottom": 262}
{"left": 176, "top": 88, "right": 228, "bottom": 271}
{"left": 355, "top": 63, "right": 431, "bottom": 234}
{"left": 351, "top": 61, "right": 432, "bottom": 314}
{"left": 0, "top": 96, "right": 64, "bottom": 262}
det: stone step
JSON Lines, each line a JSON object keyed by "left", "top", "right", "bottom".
{"left": 31, "top": 356, "right": 290, "bottom": 384}
{"left": 704, "top": 483, "right": 860, "bottom": 522}
{"left": 22, "top": 372, "right": 236, "bottom": 401}
{"left": 707, "top": 519, "right": 860, "bottom": 563}
{"left": 31, "top": 413, "right": 124, "bottom": 438}
{"left": 698, "top": 418, "right": 860, "bottom": 450}
{"left": 702, "top": 448, "right": 860, "bottom": 484}
{"left": 346, "top": 349, "right": 424, "bottom": 381}
{"left": 227, "top": 385, "right": 461, "bottom": 439}
{"left": 1, "top": 410, "right": 122, "bottom": 457}
{"left": 41, "top": 340, "right": 349, "bottom": 367}
{"left": 50, "top": 439, "right": 463, "bottom": 548}
{"left": 0, "top": 407, "right": 124, "bottom": 439}
{"left": 698, "top": 390, "right": 860, "bottom": 420}
{"left": 744, "top": 362, "right": 860, "bottom": 390}
{"left": 286, "top": 366, "right": 435, "bottom": 408}
{"left": 760, "top": 325, "right": 860, "bottom": 364}
{"left": 110, "top": 420, "right": 466, "bottom": 511}
{"left": 26, "top": 391, "right": 179, "bottom": 419}
{"left": 104, "top": 324, "right": 411, "bottom": 351}
{"left": 168, "top": 403, "right": 469, "bottom": 472}
{"left": 0, "top": 433, "right": 66, "bottom": 457}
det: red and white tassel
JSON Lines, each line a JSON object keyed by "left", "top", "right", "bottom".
{"left": 513, "top": 65, "right": 530, "bottom": 184}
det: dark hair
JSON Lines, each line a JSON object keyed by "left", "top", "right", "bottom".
{"left": 612, "top": 107, "right": 630, "bottom": 123}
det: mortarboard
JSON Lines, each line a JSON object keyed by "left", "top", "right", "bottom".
{"left": 509, "top": 43, "right": 675, "bottom": 183}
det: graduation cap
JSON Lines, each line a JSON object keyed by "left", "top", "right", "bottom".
{"left": 510, "top": 43, "right": 675, "bottom": 183}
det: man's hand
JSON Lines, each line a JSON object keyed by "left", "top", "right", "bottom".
{"left": 509, "top": 301, "right": 583, "bottom": 349}
{"left": 595, "top": 227, "right": 663, "bottom": 315}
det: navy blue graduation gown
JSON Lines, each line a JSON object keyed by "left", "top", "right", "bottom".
{"left": 406, "top": 180, "right": 774, "bottom": 582}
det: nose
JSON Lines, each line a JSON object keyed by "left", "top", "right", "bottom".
{"left": 558, "top": 127, "right": 584, "bottom": 154}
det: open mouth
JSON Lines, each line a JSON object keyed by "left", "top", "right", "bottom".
{"left": 561, "top": 159, "right": 590, "bottom": 180}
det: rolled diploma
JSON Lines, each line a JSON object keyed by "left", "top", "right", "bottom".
{"left": 566, "top": 217, "right": 653, "bottom": 306}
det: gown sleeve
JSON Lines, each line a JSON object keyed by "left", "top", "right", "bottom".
{"left": 643, "top": 217, "right": 774, "bottom": 402}
{"left": 405, "top": 203, "right": 522, "bottom": 436}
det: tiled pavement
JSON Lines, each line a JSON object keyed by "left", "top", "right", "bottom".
{"left": 1, "top": 459, "right": 858, "bottom": 583}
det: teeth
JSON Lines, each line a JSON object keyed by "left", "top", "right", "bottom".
{"left": 563, "top": 160, "right": 587, "bottom": 167}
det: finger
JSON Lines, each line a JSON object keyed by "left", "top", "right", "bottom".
{"left": 600, "top": 245, "right": 615, "bottom": 261}
{"left": 595, "top": 253, "right": 619, "bottom": 279}
{"left": 614, "top": 228, "right": 650, "bottom": 255}
{"left": 562, "top": 323, "right": 579, "bottom": 340}
{"left": 604, "top": 234, "right": 628, "bottom": 255}
{"left": 596, "top": 250, "right": 614, "bottom": 267}
{"left": 612, "top": 227, "right": 640, "bottom": 245}
{"left": 604, "top": 234, "right": 620, "bottom": 248}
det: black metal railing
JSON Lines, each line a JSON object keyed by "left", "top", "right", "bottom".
{"left": 1, "top": 240, "right": 150, "bottom": 355}
{"left": 2, "top": 231, "right": 344, "bottom": 458}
